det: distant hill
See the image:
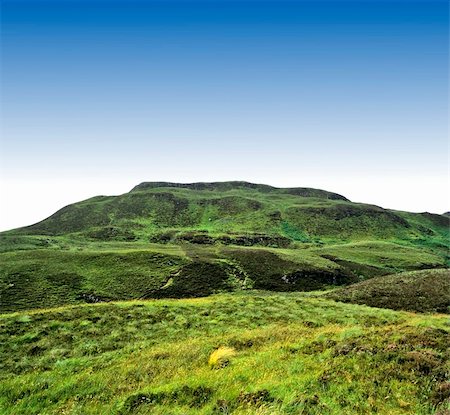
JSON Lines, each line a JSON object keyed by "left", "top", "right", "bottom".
{"left": 7, "top": 181, "right": 449, "bottom": 243}
{"left": 0, "top": 181, "right": 449, "bottom": 311}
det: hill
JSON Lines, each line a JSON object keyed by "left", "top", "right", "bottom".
{"left": 6, "top": 181, "right": 448, "bottom": 245}
{"left": 0, "top": 292, "right": 449, "bottom": 415}
{"left": 327, "top": 268, "right": 450, "bottom": 313}
{"left": 0, "top": 181, "right": 449, "bottom": 312}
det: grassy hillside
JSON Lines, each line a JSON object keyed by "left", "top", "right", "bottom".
{"left": 328, "top": 269, "right": 450, "bottom": 313}
{"left": 6, "top": 181, "right": 448, "bottom": 246}
{"left": 0, "top": 292, "right": 449, "bottom": 415}
{"left": 0, "top": 240, "right": 446, "bottom": 312}
{"left": 1, "top": 182, "right": 448, "bottom": 312}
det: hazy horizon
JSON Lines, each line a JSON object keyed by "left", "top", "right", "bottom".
{"left": 1, "top": 0, "right": 449, "bottom": 231}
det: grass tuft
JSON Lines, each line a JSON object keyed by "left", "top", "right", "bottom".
{"left": 208, "top": 346, "right": 237, "bottom": 369}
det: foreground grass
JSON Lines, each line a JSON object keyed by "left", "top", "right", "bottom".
{"left": 1, "top": 292, "right": 449, "bottom": 414}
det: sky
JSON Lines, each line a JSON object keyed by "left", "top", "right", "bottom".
{"left": 0, "top": 0, "right": 448, "bottom": 231}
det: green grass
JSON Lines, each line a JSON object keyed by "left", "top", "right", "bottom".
{"left": 313, "top": 241, "right": 445, "bottom": 277}
{"left": 0, "top": 248, "right": 189, "bottom": 312}
{"left": 0, "top": 292, "right": 449, "bottom": 414}
{"left": 327, "top": 268, "right": 450, "bottom": 313}
{"left": 1, "top": 239, "right": 446, "bottom": 312}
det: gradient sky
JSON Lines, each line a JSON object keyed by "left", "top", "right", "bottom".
{"left": 0, "top": 0, "right": 448, "bottom": 230}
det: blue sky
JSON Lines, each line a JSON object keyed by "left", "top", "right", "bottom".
{"left": 0, "top": 0, "right": 448, "bottom": 230}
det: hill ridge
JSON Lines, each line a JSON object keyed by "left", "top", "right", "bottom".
{"left": 130, "top": 180, "right": 349, "bottom": 201}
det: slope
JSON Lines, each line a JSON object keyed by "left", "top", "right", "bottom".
{"left": 327, "top": 268, "right": 450, "bottom": 313}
